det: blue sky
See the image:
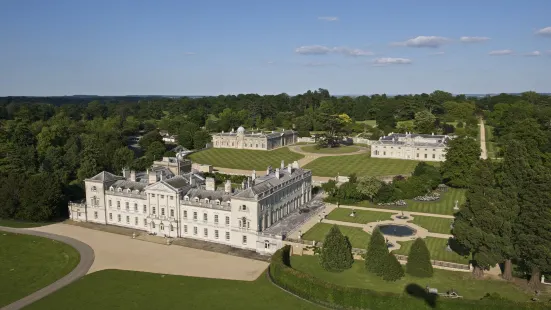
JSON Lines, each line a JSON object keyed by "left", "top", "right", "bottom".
{"left": 1, "top": 0, "right": 550, "bottom": 96}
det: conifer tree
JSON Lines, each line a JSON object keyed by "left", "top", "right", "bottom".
{"left": 365, "top": 227, "right": 388, "bottom": 275}
{"left": 319, "top": 225, "right": 354, "bottom": 272}
{"left": 382, "top": 252, "right": 405, "bottom": 281}
{"left": 406, "top": 238, "right": 434, "bottom": 278}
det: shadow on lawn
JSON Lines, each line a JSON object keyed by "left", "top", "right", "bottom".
{"left": 405, "top": 284, "right": 438, "bottom": 308}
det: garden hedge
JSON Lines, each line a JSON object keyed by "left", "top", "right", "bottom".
{"left": 269, "top": 245, "right": 548, "bottom": 310}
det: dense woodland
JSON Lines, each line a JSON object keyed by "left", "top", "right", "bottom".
{"left": 0, "top": 90, "right": 550, "bottom": 287}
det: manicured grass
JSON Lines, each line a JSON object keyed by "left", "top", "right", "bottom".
{"left": 352, "top": 188, "right": 466, "bottom": 215}
{"left": 301, "top": 223, "right": 370, "bottom": 249}
{"left": 0, "top": 219, "right": 50, "bottom": 228}
{"left": 0, "top": 232, "right": 80, "bottom": 307}
{"left": 291, "top": 255, "right": 530, "bottom": 301}
{"left": 326, "top": 208, "right": 393, "bottom": 224}
{"left": 188, "top": 147, "right": 304, "bottom": 171}
{"left": 392, "top": 237, "right": 469, "bottom": 265}
{"left": 26, "top": 269, "right": 320, "bottom": 310}
{"left": 356, "top": 120, "right": 377, "bottom": 127}
{"left": 300, "top": 145, "right": 360, "bottom": 154}
{"left": 411, "top": 215, "right": 453, "bottom": 234}
{"left": 303, "top": 155, "right": 432, "bottom": 177}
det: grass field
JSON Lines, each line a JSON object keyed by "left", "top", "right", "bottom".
{"left": 356, "top": 120, "right": 377, "bottom": 127}
{"left": 291, "top": 255, "right": 529, "bottom": 301}
{"left": 485, "top": 125, "right": 500, "bottom": 159}
{"left": 303, "top": 155, "right": 429, "bottom": 177}
{"left": 326, "top": 208, "right": 393, "bottom": 224}
{"left": 0, "top": 219, "right": 50, "bottom": 228}
{"left": 392, "top": 237, "right": 469, "bottom": 265}
{"left": 411, "top": 215, "right": 453, "bottom": 234}
{"left": 0, "top": 232, "right": 80, "bottom": 308}
{"left": 352, "top": 188, "right": 466, "bottom": 215}
{"left": 301, "top": 223, "right": 371, "bottom": 249}
{"left": 188, "top": 147, "right": 304, "bottom": 170}
{"left": 26, "top": 269, "right": 319, "bottom": 310}
{"left": 300, "top": 145, "right": 360, "bottom": 154}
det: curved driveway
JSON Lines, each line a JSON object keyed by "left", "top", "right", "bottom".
{"left": 0, "top": 226, "right": 95, "bottom": 310}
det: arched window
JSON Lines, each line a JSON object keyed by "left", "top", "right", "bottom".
{"left": 152, "top": 222, "right": 156, "bottom": 229}
{"left": 109, "top": 186, "right": 114, "bottom": 191}
{"left": 160, "top": 224, "right": 164, "bottom": 230}
{"left": 117, "top": 187, "right": 122, "bottom": 192}
{"left": 204, "top": 198, "right": 210, "bottom": 204}
{"left": 194, "top": 197, "right": 199, "bottom": 202}
{"left": 91, "top": 186, "right": 97, "bottom": 192}
{"left": 126, "top": 189, "right": 131, "bottom": 193}
{"left": 216, "top": 200, "right": 220, "bottom": 205}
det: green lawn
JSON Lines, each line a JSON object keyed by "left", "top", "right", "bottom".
{"left": 356, "top": 120, "right": 377, "bottom": 127}
{"left": 352, "top": 188, "right": 466, "bottom": 215}
{"left": 301, "top": 223, "right": 370, "bottom": 249}
{"left": 303, "top": 155, "right": 432, "bottom": 177}
{"left": 326, "top": 208, "right": 393, "bottom": 224}
{"left": 188, "top": 147, "right": 304, "bottom": 170}
{"left": 392, "top": 237, "right": 469, "bottom": 265}
{"left": 26, "top": 269, "right": 320, "bottom": 310}
{"left": 0, "top": 219, "right": 50, "bottom": 228}
{"left": 485, "top": 125, "right": 500, "bottom": 159}
{"left": 411, "top": 215, "right": 453, "bottom": 234}
{"left": 0, "top": 232, "right": 80, "bottom": 307}
{"left": 300, "top": 145, "right": 360, "bottom": 154}
{"left": 291, "top": 255, "right": 529, "bottom": 302}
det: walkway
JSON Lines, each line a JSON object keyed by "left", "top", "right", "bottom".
{"left": 479, "top": 118, "right": 488, "bottom": 160}
{"left": 0, "top": 226, "right": 95, "bottom": 310}
{"left": 30, "top": 223, "right": 268, "bottom": 281}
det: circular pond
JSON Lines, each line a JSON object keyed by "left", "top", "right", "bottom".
{"left": 379, "top": 224, "right": 416, "bottom": 237}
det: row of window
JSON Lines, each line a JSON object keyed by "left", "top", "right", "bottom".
{"left": 183, "top": 225, "right": 232, "bottom": 241}
{"left": 183, "top": 211, "right": 231, "bottom": 225}
{"left": 375, "top": 151, "right": 438, "bottom": 159}
{"left": 150, "top": 194, "right": 174, "bottom": 200}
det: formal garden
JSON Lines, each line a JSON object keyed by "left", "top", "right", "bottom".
{"left": 0, "top": 232, "right": 80, "bottom": 308}
{"left": 188, "top": 147, "right": 304, "bottom": 170}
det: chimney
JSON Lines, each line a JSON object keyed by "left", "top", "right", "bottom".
{"left": 266, "top": 166, "right": 271, "bottom": 175}
{"left": 205, "top": 177, "right": 215, "bottom": 191}
{"left": 293, "top": 161, "right": 300, "bottom": 169}
{"left": 247, "top": 177, "right": 251, "bottom": 188}
{"left": 189, "top": 174, "right": 195, "bottom": 186}
{"left": 280, "top": 160, "right": 284, "bottom": 170}
{"left": 130, "top": 170, "right": 136, "bottom": 182}
{"left": 160, "top": 171, "right": 164, "bottom": 181}
{"left": 122, "top": 167, "right": 130, "bottom": 179}
{"left": 241, "top": 180, "right": 246, "bottom": 189}
{"left": 252, "top": 170, "right": 256, "bottom": 181}
{"left": 148, "top": 169, "right": 157, "bottom": 184}
{"left": 224, "top": 180, "right": 232, "bottom": 194}
{"left": 275, "top": 168, "right": 280, "bottom": 179}
{"left": 288, "top": 164, "right": 292, "bottom": 174}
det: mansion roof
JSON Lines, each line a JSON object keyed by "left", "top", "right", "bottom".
{"left": 373, "top": 132, "right": 451, "bottom": 148}
{"left": 213, "top": 128, "right": 296, "bottom": 139}
{"left": 234, "top": 166, "right": 310, "bottom": 199}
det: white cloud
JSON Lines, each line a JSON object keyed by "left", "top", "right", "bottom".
{"left": 294, "top": 45, "right": 373, "bottom": 56}
{"left": 373, "top": 57, "right": 412, "bottom": 65}
{"left": 392, "top": 36, "right": 450, "bottom": 48}
{"left": 535, "top": 26, "right": 551, "bottom": 36}
{"left": 430, "top": 51, "right": 445, "bottom": 55}
{"left": 488, "top": 49, "right": 513, "bottom": 56}
{"left": 304, "top": 62, "right": 334, "bottom": 67}
{"left": 184, "top": 52, "right": 196, "bottom": 55}
{"left": 267, "top": 61, "right": 275, "bottom": 64}
{"left": 460, "top": 36, "right": 490, "bottom": 43}
{"left": 318, "top": 16, "right": 338, "bottom": 22}
{"left": 524, "top": 51, "right": 541, "bottom": 56}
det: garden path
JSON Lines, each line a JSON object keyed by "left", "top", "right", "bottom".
{"left": 334, "top": 203, "right": 455, "bottom": 219}
{"left": 479, "top": 118, "right": 488, "bottom": 160}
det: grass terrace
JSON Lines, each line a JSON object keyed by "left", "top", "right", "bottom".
{"left": 26, "top": 269, "right": 320, "bottom": 310}
{"left": 301, "top": 223, "right": 370, "bottom": 249}
{"left": 326, "top": 208, "right": 393, "bottom": 224}
{"left": 300, "top": 145, "right": 360, "bottom": 154}
{"left": 0, "top": 232, "right": 80, "bottom": 307}
{"left": 411, "top": 215, "right": 453, "bottom": 235}
{"left": 188, "top": 147, "right": 304, "bottom": 171}
{"left": 392, "top": 237, "right": 469, "bottom": 265}
{"left": 351, "top": 188, "right": 466, "bottom": 216}
{"left": 303, "top": 154, "right": 434, "bottom": 177}
{"left": 290, "top": 255, "right": 529, "bottom": 301}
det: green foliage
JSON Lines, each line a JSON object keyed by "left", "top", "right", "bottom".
{"left": 356, "top": 176, "right": 382, "bottom": 201}
{"left": 145, "top": 141, "right": 166, "bottom": 161}
{"left": 413, "top": 110, "right": 437, "bottom": 134}
{"left": 139, "top": 130, "right": 163, "bottom": 150}
{"left": 441, "top": 136, "right": 481, "bottom": 188}
{"left": 406, "top": 238, "right": 434, "bottom": 278}
{"left": 112, "top": 147, "right": 134, "bottom": 174}
{"left": 319, "top": 225, "right": 354, "bottom": 272}
{"left": 365, "top": 228, "right": 388, "bottom": 275}
{"left": 381, "top": 252, "right": 405, "bottom": 281}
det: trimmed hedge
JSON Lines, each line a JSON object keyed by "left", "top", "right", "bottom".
{"left": 269, "top": 245, "right": 549, "bottom": 310}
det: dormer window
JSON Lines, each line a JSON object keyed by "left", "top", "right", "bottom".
{"left": 205, "top": 198, "right": 210, "bottom": 204}
{"left": 184, "top": 196, "right": 189, "bottom": 201}
{"left": 194, "top": 197, "right": 199, "bottom": 202}
{"left": 91, "top": 186, "right": 97, "bottom": 192}
{"left": 117, "top": 187, "right": 122, "bottom": 192}
{"left": 216, "top": 200, "right": 220, "bottom": 205}
{"left": 110, "top": 186, "right": 114, "bottom": 191}
{"left": 126, "top": 189, "right": 131, "bottom": 193}
{"left": 241, "top": 205, "right": 247, "bottom": 211}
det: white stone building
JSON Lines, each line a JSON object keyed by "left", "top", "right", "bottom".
{"left": 68, "top": 160, "right": 313, "bottom": 255}
{"left": 370, "top": 132, "right": 451, "bottom": 162}
{"left": 212, "top": 126, "right": 297, "bottom": 150}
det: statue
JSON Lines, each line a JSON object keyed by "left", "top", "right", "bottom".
{"left": 453, "top": 200, "right": 459, "bottom": 210}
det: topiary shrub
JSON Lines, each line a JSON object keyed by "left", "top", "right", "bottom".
{"left": 365, "top": 227, "right": 388, "bottom": 276}
{"left": 319, "top": 225, "right": 354, "bottom": 271}
{"left": 382, "top": 252, "right": 405, "bottom": 281}
{"left": 406, "top": 238, "right": 434, "bottom": 278}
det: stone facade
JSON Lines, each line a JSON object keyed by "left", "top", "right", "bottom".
{"left": 371, "top": 132, "right": 451, "bottom": 162}
{"left": 68, "top": 160, "right": 312, "bottom": 255}
{"left": 212, "top": 126, "right": 297, "bottom": 150}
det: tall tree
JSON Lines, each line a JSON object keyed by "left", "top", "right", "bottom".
{"left": 112, "top": 147, "right": 135, "bottom": 174}
{"left": 406, "top": 238, "right": 434, "bottom": 278}
{"left": 319, "top": 225, "right": 354, "bottom": 272}
{"left": 356, "top": 176, "right": 382, "bottom": 201}
{"left": 365, "top": 227, "right": 388, "bottom": 275}
{"left": 441, "top": 136, "right": 481, "bottom": 188}
{"left": 413, "top": 110, "right": 436, "bottom": 134}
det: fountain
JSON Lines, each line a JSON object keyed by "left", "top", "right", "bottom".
{"left": 378, "top": 224, "right": 416, "bottom": 237}
{"left": 396, "top": 211, "right": 409, "bottom": 220}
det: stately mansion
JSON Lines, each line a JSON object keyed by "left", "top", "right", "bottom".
{"left": 212, "top": 126, "right": 297, "bottom": 150}
{"left": 68, "top": 157, "right": 313, "bottom": 255}
{"left": 371, "top": 132, "right": 451, "bottom": 162}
